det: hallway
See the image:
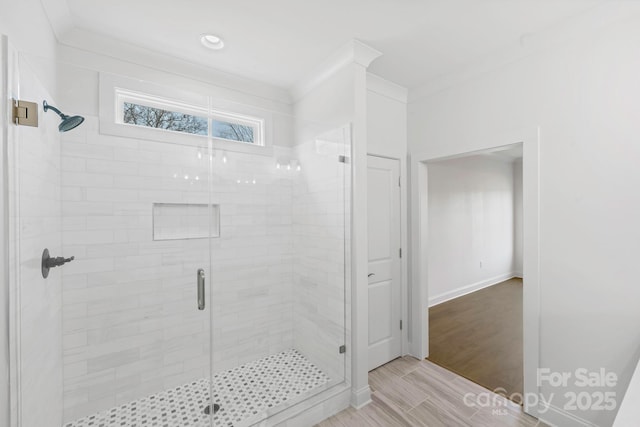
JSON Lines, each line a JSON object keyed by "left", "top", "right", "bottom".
{"left": 429, "top": 278, "right": 523, "bottom": 402}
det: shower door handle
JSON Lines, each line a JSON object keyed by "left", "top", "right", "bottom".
{"left": 197, "top": 269, "right": 205, "bottom": 310}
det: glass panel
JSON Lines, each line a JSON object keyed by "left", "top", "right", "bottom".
{"left": 211, "top": 119, "right": 254, "bottom": 143}
{"left": 8, "top": 63, "right": 217, "bottom": 427}
{"left": 291, "top": 125, "right": 349, "bottom": 386}
{"left": 208, "top": 122, "right": 349, "bottom": 426}
{"left": 57, "top": 134, "right": 215, "bottom": 426}
{"left": 122, "top": 102, "right": 208, "bottom": 135}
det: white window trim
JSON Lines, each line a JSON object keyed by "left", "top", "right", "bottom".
{"left": 99, "top": 73, "right": 274, "bottom": 156}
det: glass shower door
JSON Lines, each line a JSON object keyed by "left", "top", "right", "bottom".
{"left": 8, "top": 60, "right": 217, "bottom": 427}
{"left": 57, "top": 136, "right": 217, "bottom": 427}
{"left": 56, "top": 134, "right": 217, "bottom": 427}
{"left": 206, "top": 121, "right": 350, "bottom": 426}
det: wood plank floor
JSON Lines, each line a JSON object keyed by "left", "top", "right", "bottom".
{"left": 316, "top": 356, "right": 547, "bottom": 427}
{"left": 428, "top": 278, "right": 523, "bottom": 403}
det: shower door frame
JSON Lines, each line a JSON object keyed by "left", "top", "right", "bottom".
{"left": 1, "top": 33, "right": 15, "bottom": 427}
{"left": 3, "top": 34, "right": 23, "bottom": 427}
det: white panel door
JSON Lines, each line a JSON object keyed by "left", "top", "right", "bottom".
{"left": 367, "top": 155, "right": 402, "bottom": 371}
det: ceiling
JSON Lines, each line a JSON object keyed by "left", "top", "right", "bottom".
{"left": 49, "top": 0, "right": 606, "bottom": 90}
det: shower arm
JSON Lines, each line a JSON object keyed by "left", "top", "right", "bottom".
{"left": 43, "top": 101, "right": 67, "bottom": 119}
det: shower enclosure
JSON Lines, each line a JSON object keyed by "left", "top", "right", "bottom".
{"left": 4, "top": 49, "right": 350, "bottom": 427}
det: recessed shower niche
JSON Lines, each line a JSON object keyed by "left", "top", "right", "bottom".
{"left": 152, "top": 203, "right": 220, "bottom": 241}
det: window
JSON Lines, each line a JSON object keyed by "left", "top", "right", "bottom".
{"left": 123, "top": 102, "right": 208, "bottom": 135}
{"left": 212, "top": 119, "right": 254, "bottom": 143}
{"left": 209, "top": 110, "right": 263, "bottom": 145}
{"left": 115, "top": 88, "right": 265, "bottom": 145}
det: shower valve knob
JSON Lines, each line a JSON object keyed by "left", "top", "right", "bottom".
{"left": 41, "top": 248, "right": 75, "bottom": 278}
{"left": 46, "top": 256, "right": 75, "bottom": 268}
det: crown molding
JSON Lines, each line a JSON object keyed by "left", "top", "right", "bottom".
{"left": 351, "top": 39, "right": 384, "bottom": 68}
{"left": 291, "top": 39, "right": 382, "bottom": 102}
{"left": 367, "top": 73, "right": 408, "bottom": 103}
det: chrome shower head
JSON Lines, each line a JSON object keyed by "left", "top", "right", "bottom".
{"left": 43, "top": 100, "right": 85, "bottom": 132}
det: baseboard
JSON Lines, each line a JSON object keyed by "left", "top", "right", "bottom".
{"left": 429, "top": 272, "right": 519, "bottom": 307}
{"left": 350, "top": 385, "right": 372, "bottom": 409}
{"left": 537, "top": 403, "right": 601, "bottom": 427}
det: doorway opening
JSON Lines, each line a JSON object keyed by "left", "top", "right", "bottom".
{"left": 410, "top": 131, "right": 540, "bottom": 417}
{"left": 424, "top": 144, "right": 524, "bottom": 403}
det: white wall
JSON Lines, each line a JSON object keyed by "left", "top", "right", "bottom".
{"left": 366, "top": 75, "right": 407, "bottom": 160}
{"left": 0, "top": 0, "right": 56, "bottom": 55}
{"left": 513, "top": 158, "right": 523, "bottom": 276}
{"left": 293, "top": 66, "right": 355, "bottom": 142}
{"left": 0, "top": 0, "right": 59, "bottom": 95}
{"left": 427, "top": 155, "right": 517, "bottom": 306}
{"left": 409, "top": 14, "right": 640, "bottom": 427}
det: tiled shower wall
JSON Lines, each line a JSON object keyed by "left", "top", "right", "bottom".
{"left": 60, "top": 116, "right": 295, "bottom": 422}
{"left": 292, "top": 128, "right": 349, "bottom": 382}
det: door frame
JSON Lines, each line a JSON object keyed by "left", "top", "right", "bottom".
{"left": 366, "top": 153, "right": 408, "bottom": 358}
{"left": 409, "top": 127, "right": 541, "bottom": 417}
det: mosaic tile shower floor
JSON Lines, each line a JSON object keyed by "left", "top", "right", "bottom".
{"left": 64, "top": 349, "right": 330, "bottom": 427}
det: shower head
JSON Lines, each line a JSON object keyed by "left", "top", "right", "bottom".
{"left": 43, "top": 100, "right": 85, "bottom": 132}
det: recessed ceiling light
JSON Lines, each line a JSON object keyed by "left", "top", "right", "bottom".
{"left": 200, "top": 34, "right": 224, "bottom": 50}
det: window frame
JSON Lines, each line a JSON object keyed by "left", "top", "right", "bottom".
{"left": 100, "top": 73, "right": 272, "bottom": 155}
{"left": 118, "top": 91, "right": 210, "bottom": 137}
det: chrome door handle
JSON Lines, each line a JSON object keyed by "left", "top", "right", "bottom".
{"left": 197, "top": 268, "right": 205, "bottom": 310}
